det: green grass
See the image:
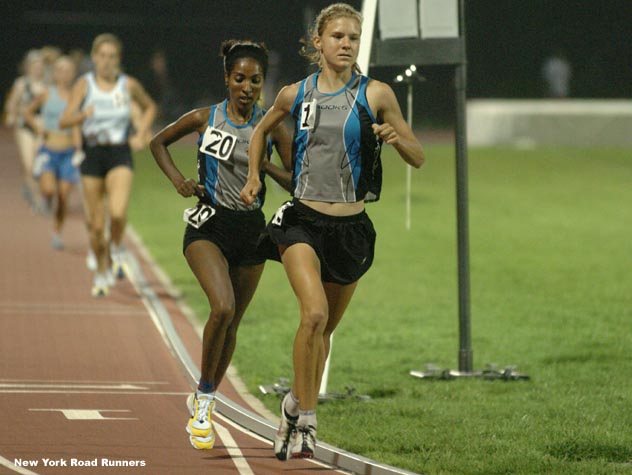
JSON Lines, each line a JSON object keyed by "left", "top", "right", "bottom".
{"left": 129, "top": 144, "right": 632, "bottom": 475}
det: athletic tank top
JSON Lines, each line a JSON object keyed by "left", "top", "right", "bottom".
{"left": 41, "top": 87, "right": 70, "bottom": 134}
{"left": 81, "top": 72, "right": 131, "bottom": 145}
{"left": 196, "top": 100, "right": 271, "bottom": 211}
{"left": 290, "top": 72, "right": 383, "bottom": 203}
{"left": 15, "top": 77, "right": 41, "bottom": 129}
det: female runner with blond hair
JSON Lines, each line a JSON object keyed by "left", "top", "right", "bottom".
{"left": 241, "top": 3, "right": 425, "bottom": 460}
{"left": 60, "top": 33, "right": 156, "bottom": 297}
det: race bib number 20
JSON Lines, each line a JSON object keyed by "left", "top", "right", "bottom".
{"left": 199, "top": 126, "right": 237, "bottom": 161}
{"left": 183, "top": 203, "right": 216, "bottom": 229}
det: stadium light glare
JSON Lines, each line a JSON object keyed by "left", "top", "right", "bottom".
{"left": 405, "top": 69, "right": 412, "bottom": 77}
{"left": 409, "top": 64, "right": 417, "bottom": 72}
{"left": 395, "top": 74, "right": 404, "bottom": 82}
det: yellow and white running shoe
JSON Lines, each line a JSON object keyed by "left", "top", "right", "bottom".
{"left": 186, "top": 392, "right": 215, "bottom": 449}
{"left": 91, "top": 273, "right": 109, "bottom": 298}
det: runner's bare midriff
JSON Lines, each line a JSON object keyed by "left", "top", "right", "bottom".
{"left": 45, "top": 130, "right": 75, "bottom": 150}
{"left": 300, "top": 199, "right": 365, "bottom": 216}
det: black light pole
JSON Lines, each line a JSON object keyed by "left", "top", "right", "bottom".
{"left": 404, "top": 0, "right": 527, "bottom": 381}
{"left": 454, "top": 0, "right": 473, "bottom": 374}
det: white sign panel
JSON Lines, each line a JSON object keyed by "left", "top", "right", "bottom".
{"left": 419, "top": 0, "right": 459, "bottom": 38}
{"left": 378, "top": 0, "right": 419, "bottom": 39}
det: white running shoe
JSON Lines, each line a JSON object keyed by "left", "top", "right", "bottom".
{"left": 86, "top": 250, "right": 97, "bottom": 271}
{"left": 274, "top": 395, "right": 299, "bottom": 460}
{"left": 91, "top": 273, "right": 109, "bottom": 298}
{"left": 290, "top": 424, "right": 317, "bottom": 459}
{"left": 111, "top": 247, "right": 126, "bottom": 279}
{"left": 105, "top": 269, "right": 115, "bottom": 287}
{"left": 51, "top": 234, "right": 64, "bottom": 251}
{"left": 186, "top": 393, "right": 215, "bottom": 449}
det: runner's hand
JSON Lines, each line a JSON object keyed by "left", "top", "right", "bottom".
{"left": 175, "top": 178, "right": 205, "bottom": 198}
{"left": 372, "top": 123, "right": 400, "bottom": 145}
{"left": 240, "top": 179, "right": 261, "bottom": 205}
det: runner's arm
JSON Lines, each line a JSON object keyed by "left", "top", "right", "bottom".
{"left": 149, "top": 108, "right": 209, "bottom": 198}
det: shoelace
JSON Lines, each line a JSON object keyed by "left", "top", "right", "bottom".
{"left": 196, "top": 397, "right": 213, "bottom": 422}
{"left": 298, "top": 425, "right": 316, "bottom": 445}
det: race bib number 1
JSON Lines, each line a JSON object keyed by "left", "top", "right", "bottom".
{"left": 183, "top": 203, "right": 216, "bottom": 229}
{"left": 300, "top": 99, "right": 317, "bottom": 130}
{"left": 199, "top": 126, "right": 237, "bottom": 161}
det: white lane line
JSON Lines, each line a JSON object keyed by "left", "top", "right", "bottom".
{"left": 0, "top": 379, "right": 168, "bottom": 385}
{"left": 0, "top": 380, "right": 181, "bottom": 395}
{"left": 123, "top": 259, "right": 175, "bottom": 358}
{"left": 213, "top": 422, "right": 255, "bottom": 475}
{"left": 0, "top": 454, "right": 40, "bottom": 475}
{"left": 29, "top": 409, "right": 137, "bottom": 420}
{"left": 0, "top": 302, "right": 146, "bottom": 316}
{"left": 124, "top": 249, "right": 258, "bottom": 475}
{"left": 214, "top": 412, "right": 272, "bottom": 445}
{"left": 214, "top": 413, "right": 349, "bottom": 474}
{"left": 125, "top": 235, "right": 350, "bottom": 475}
{"left": 0, "top": 390, "right": 189, "bottom": 395}
{"left": 0, "top": 383, "right": 148, "bottom": 390}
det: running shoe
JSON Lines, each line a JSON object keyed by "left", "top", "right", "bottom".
{"left": 105, "top": 268, "right": 115, "bottom": 287}
{"left": 274, "top": 397, "right": 299, "bottom": 460}
{"left": 51, "top": 234, "right": 64, "bottom": 251}
{"left": 186, "top": 392, "right": 215, "bottom": 449}
{"left": 31, "top": 199, "right": 50, "bottom": 216}
{"left": 290, "top": 424, "right": 317, "bottom": 459}
{"left": 22, "top": 183, "right": 32, "bottom": 204}
{"left": 91, "top": 273, "right": 109, "bottom": 298}
{"left": 111, "top": 248, "right": 126, "bottom": 279}
{"left": 86, "top": 250, "right": 97, "bottom": 271}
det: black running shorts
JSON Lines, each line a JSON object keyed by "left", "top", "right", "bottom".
{"left": 80, "top": 144, "right": 133, "bottom": 177}
{"left": 183, "top": 205, "right": 266, "bottom": 267}
{"left": 263, "top": 199, "right": 376, "bottom": 285}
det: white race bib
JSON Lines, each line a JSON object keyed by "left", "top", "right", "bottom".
{"left": 199, "top": 126, "right": 237, "bottom": 161}
{"left": 300, "top": 99, "right": 317, "bottom": 130}
{"left": 32, "top": 151, "right": 50, "bottom": 178}
{"left": 183, "top": 203, "right": 216, "bottom": 229}
{"left": 272, "top": 201, "right": 294, "bottom": 226}
{"left": 71, "top": 150, "right": 85, "bottom": 167}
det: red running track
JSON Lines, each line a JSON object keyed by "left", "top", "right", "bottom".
{"left": 0, "top": 129, "right": 346, "bottom": 475}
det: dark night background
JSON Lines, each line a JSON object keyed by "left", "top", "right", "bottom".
{"left": 2, "top": 1, "right": 631, "bottom": 126}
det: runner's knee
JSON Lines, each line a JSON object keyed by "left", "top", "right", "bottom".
{"left": 209, "top": 299, "right": 236, "bottom": 327}
{"left": 299, "top": 306, "right": 327, "bottom": 336}
{"left": 90, "top": 221, "right": 106, "bottom": 238}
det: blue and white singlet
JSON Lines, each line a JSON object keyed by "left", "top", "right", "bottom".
{"left": 197, "top": 100, "right": 271, "bottom": 211}
{"left": 290, "top": 72, "right": 383, "bottom": 203}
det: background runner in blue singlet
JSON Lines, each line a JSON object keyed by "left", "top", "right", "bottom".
{"left": 24, "top": 56, "right": 81, "bottom": 250}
